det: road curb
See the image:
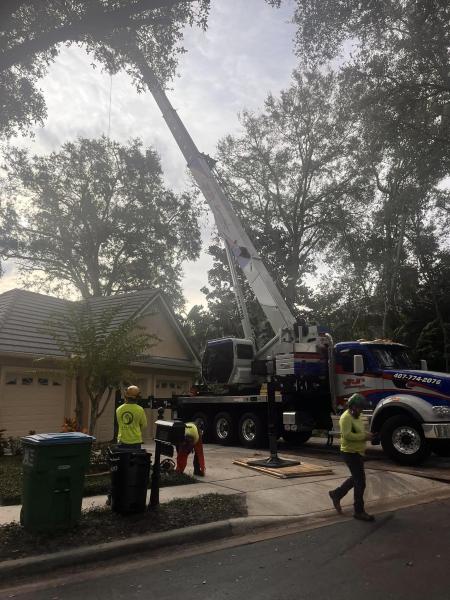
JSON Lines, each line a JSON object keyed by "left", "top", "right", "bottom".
{"left": 0, "top": 519, "right": 233, "bottom": 583}
{"left": 2, "top": 486, "right": 450, "bottom": 584}
{"left": 0, "top": 513, "right": 330, "bottom": 583}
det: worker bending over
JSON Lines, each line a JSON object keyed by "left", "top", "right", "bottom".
{"left": 176, "top": 422, "right": 206, "bottom": 476}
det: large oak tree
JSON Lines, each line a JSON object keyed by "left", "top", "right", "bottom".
{"left": 0, "top": 136, "right": 201, "bottom": 308}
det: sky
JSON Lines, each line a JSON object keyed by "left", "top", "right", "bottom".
{"left": 1, "top": 0, "right": 299, "bottom": 311}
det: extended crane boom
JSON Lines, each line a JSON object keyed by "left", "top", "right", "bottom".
{"left": 135, "top": 54, "right": 296, "bottom": 339}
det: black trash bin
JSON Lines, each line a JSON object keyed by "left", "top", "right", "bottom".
{"left": 108, "top": 447, "right": 151, "bottom": 514}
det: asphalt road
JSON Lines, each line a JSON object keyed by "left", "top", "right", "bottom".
{"left": 5, "top": 499, "right": 450, "bottom": 600}
{"left": 279, "top": 439, "right": 450, "bottom": 482}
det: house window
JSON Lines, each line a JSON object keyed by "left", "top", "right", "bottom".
{"left": 21, "top": 377, "right": 33, "bottom": 386}
{"left": 5, "top": 374, "right": 17, "bottom": 385}
{"left": 52, "top": 378, "right": 63, "bottom": 386}
{"left": 38, "top": 378, "right": 49, "bottom": 386}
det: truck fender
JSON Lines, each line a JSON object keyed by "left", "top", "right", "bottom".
{"left": 370, "top": 394, "right": 428, "bottom": 433}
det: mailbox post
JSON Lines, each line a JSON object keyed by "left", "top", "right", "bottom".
{"left": 149, "top": 418, "right": 186, "bottom": 509}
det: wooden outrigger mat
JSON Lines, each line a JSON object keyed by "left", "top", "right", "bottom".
{"left": 233, "top": 458, "right": 333, "bottom": 479}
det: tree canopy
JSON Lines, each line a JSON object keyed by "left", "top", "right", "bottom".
{"left": 0, "top": 0, "right": 209, "bottom": 138}
{"left": 44, "top": 302, "right": 156, "bottom": 434}
{"left": 0, "top": 136, "right": 201, "bottom": 308}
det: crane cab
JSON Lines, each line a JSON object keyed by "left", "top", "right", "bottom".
{"left": 202, "top": 338, "right": 256, "bottom": 388}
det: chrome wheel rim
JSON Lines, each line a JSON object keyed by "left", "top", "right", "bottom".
{"left": 392, "top": 426, "right": 421, "bottom": 455}
{"left": 216, "top": 417, "right": 229, "bottom": 440}
{"left": 241, "top": 418, "right": 256, "bottom": 442}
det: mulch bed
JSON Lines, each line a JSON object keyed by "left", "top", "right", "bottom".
{"left": 0, "top": 455, "right": 196, "bottom": 506}
{"left": 0, "top": 494, "right": 246, "bottom": 561}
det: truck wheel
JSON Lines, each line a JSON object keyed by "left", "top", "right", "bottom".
{"left": 191, "top": 412, "right": 210, "bottom": 443}
{"left": 431, "top": 440, "right": 450, "bottom": 457}
{"left": 380, "top": 415, "right": 431, "bottom": 465}
{"left": 213, "top": 412, "right": 235, "bottom": 445}
{"left": 238, "top": 412, "right": 266, "bottom": 449}
{"left": 283, "top": 431, "right": 312, "bottom": 446}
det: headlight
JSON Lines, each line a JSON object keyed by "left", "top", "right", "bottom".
{"left": 432, "top": 405, "right": 450, "bottom": 418}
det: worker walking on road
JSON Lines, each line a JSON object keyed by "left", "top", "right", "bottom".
{"left": 116, "top": 385, "right": 148, "bottom": 449}
{"left": 176, "top": 422, "right": 206, "bottom": 477}
{"left": 328, "top": 393, "right": 375, "bottom": 522}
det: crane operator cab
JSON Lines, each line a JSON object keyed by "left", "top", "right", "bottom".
{"left": 202, "top": 338, "right": 256, "bottom": 391}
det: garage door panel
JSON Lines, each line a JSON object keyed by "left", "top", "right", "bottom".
{"left": 1, "top": 377, "right": 66, "bottom": 437}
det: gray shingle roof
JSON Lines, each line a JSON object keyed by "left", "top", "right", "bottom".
{"left": 0, "top": 288, "right": 161, "bottom": 357}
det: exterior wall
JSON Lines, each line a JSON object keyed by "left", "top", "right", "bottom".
{"left": 140, "top": 300, "right": 191, "bottom": 360}
{"left": 0, "top": 298, "right": 199, "bottom": 441}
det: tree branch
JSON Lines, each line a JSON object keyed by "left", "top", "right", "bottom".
{"left": 0, "top": 0, "right": 200, "bottom": 72}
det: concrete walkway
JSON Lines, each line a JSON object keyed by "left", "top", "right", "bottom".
{"left": 1, "top": 444, "right": 449, "bottom": 525}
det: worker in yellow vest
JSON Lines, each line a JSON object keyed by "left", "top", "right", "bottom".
{"left": 116, "top": 385, "right": 148, "bottom": 449}
{"left": 176, "top": 422, "right": 206, "bottom": 476}
{"left": 328, "top": 393, "right": 374, "bottom": 522}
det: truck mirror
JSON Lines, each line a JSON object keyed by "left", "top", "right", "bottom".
{"left": 353, "top": 354, "right": 364, "bottom": 375}
{"left": 420, "top": 359, "right": 428, "bottom": 370}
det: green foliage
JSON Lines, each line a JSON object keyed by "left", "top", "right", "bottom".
{"left": 43, "top": 302, "right": 157, "bottom": 434}
{"left": 0, "top": 0, "right": 210, "bottom": 139}
{"left": 215, "top": 70, "right": 362, "bottom": 313}
{"left": 0, "top": 136, "right": 201, "bottom": 307}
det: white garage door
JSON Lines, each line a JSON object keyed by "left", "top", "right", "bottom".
{"left": 0, "top": 371, "right": 66, "bottom": 437}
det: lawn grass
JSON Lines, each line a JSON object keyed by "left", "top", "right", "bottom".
{"left": 0, "top": 455, "right": 195, "bottom": 506}
{"left": 0, "top": 494, "right": 247, "bottom": 561}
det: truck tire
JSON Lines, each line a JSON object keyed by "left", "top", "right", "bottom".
{"left": 212, "top": 412, "right": 235, "bottom": 445}
{"left": 380, "top": 415, "right": 431, "bottom": 465}
{"left": 191, "top": 412, "right": 210, "bottom": 443}
{"left": 283, "top": 431, "right": 312, "bottom": 446}
{"left": 238, "top": 412, "right": 266, "bottom": 449}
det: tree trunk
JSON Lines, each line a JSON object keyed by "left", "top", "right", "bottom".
{"left": 75, "top": 376, "right": 83, "bottom": 431}
{"left": 88, "top": 397, "right": 98, "bottom": 436}
{"left": 382, "top": 209, "right": 407, "bottom": 338}
{"left": 433, "top": 298, "right": 450, "bottom": 372}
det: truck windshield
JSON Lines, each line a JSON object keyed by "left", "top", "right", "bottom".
{"left": 371, "top": 346, "right": 414, "bottom": 370}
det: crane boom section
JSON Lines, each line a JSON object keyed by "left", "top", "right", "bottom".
{"left": 138, "top": 59, "right": 296, "bottom": 334}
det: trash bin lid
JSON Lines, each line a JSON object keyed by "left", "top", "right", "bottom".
{"left": 21, "top": 432, "right": 96, "bottom": 445}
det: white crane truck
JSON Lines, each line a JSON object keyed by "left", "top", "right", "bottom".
{"left": 137, "top": 56, "right": 450, "bottom": 466}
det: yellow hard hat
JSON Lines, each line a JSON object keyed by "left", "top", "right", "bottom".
{"left": 125, "top": 385, "right": 141, "bottom": 399}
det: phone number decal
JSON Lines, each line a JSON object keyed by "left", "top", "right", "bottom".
{"left": 393, "top": 373, "right": 442, "bottom": 385}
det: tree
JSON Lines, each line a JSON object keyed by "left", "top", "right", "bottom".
{"left": 44, "top": 302, "right": 157, "bottom": 435}
{"left": 0, "top": 0, "right": 209, "bottom": 138}
{"left": 289, "top": 0, "right": 449, "bottom": 183}
{"left": 214, "top": 69, "right": 363, "bottom": 312}
{"left": 0, "top": 136, "right": 201, "bottom": 308}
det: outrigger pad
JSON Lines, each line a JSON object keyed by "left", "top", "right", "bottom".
{"left": 233, "top": 458, "right": 333, "bottom": 479}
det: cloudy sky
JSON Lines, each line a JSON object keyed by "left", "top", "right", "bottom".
{"left": 2, "top": 0, "right": 299, "bottom": 310}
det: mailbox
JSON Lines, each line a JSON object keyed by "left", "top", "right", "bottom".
{"left": 154, "top": 420, "right": 186, "bottom": 445}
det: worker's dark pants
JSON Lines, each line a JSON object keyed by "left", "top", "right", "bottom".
{"left": 334, "top": 452, "right": 366, "bottom": 514}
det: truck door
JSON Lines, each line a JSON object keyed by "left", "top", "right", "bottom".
{"left": 335, "top": 347, "right": 370, "bottom": 408}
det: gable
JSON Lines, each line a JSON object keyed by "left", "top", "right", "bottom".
{"left": 138, "top": 298, "right": 194, "bottom": 361}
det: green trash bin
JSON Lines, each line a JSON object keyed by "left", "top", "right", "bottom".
{"left": 21, "top": 432, "right": 95, "bottom": 533}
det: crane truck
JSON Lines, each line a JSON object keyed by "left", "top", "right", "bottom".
{"left": 136, "top": 53, "right": 450, "bottom": 467}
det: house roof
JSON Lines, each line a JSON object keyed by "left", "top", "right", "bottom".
{"left": 0, "top": 288, "right": 199, "bottom": 367}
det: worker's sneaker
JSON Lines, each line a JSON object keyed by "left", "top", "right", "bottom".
{"left": 194, "top": 470, "right": 205, "bottom": 477}
{"left": 354, "top": 511, "right": 375, "bottom": 522}
{"left": 328, "top": 490, "right": 343, "bottom": 514}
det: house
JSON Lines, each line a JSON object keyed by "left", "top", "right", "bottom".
{"left": 0, "top": 288, "right": 200, "bottom": 442}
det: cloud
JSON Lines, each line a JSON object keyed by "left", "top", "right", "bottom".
{"left": 5, "top": 0, "right": 298, "bottom": 308}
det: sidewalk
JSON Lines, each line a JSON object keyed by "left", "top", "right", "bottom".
{"left": 1, "top": 444, "right": 448, "bottom": 525}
